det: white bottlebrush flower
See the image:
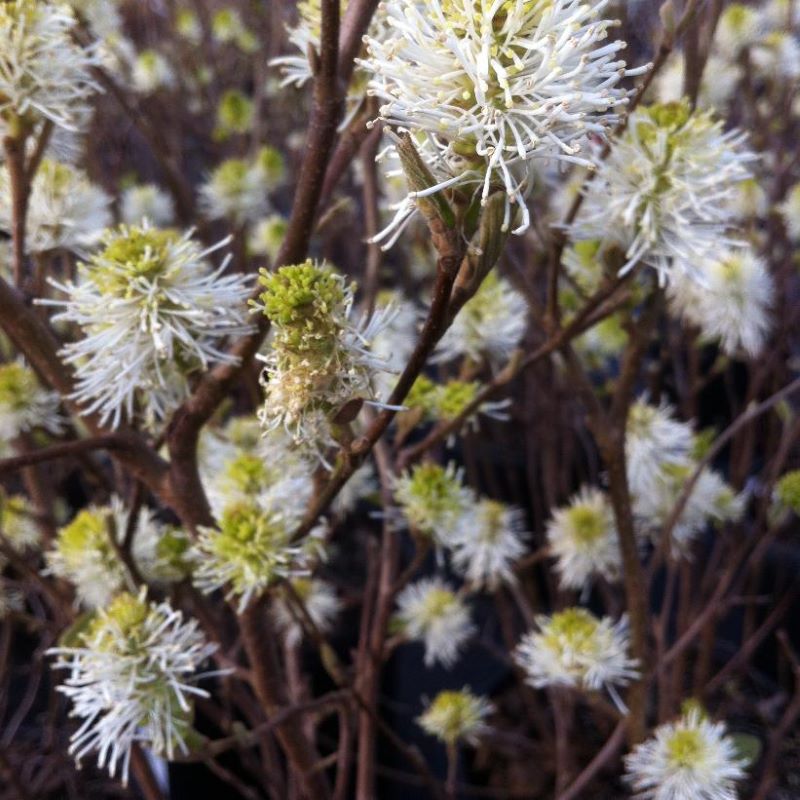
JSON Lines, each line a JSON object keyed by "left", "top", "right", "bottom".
{"left": 206, "top": 445, "right": 314, "bottom": 522}
{"left": 69, "top": 0, "right": 123, "bottom": 40}
{"left": 434, "top": 272, "right": 527, "bottom": 366}
{"left": 192, "top": 502, "right": 324, "bottom": 613}
{"left": 634, "top": 462, "right": 744, "bottom": 557}
{"left": 271, "top": 577, "right": 341, "bottom": 647}
{"left": 46, "top": 496, "right": 171, "bottom": 608}
{"left": 393, "top": 461, "right": 474, "bottom": 545}
{"left": 516, "top": 607, "right": 638, "bottom": 693}
{"left": 780, "top": 182, "right": 800, "bottom": 241}
{"left": 248, "top": 215, "right": 288, "bottom": 263}
{"left": 395, "top": 577, "right": 475, "bottom": 668}
{"left": 331, "top": 462, "right": 377, "bottom": 515}
{"left": 546, "top": 487, "right": 621, "bottom": 591}
{"left": 0, "top": 493, "right": 41, "bottom": 564}
{"left": 751, "top": 31, "right": 800, "bottom": 80}
{"left": 624, "top": 709, "right": 747, "bottom": 800}
{"left": 0, "top": 359, "right": 64, "bottom": 441}
{"left": 255, "top": 260, "right": 393, "bottom": 462}
{"left": 120, "top": 183, "right": 175, "bottom": 227}
{"left": 0, "top": 0, "right": 99, "bottom": 131}
{"left": 42, "top": 223, "right": 254, "bottom": 428}
{"left": 625, "top": 399, "right": 694, "bottom": 506}
{"left": 200, "top": 148, "right": 282, "bottom": 226}
{"left": 131, "top": 49, "right": 175, "bottom": 94}
{"left": 714, "top": 3, "right": 764, "bottom": 58}
{"left": 667, "top": 248, "right": 773, "bottom": 357}
{"left": 450, "top": 499, "right": 528, "bottom": 589}
{"left": 569, "top": 102, "right": 755, "bottom": 284}
{"left": 731, "top": 178, "right": 768, "bottom": 220}
{"left": 418, "top": 688, "right": 493, "bottom": 745}
{"left": 49, "top": 591, "right": 218, "bottom": 784}
{"left": 363, "top": 0, "right": 648, "bottom": 240}
{"left": 0, "top": 159, "right": 111, "bottom": 253}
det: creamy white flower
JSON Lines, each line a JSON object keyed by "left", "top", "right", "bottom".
{"left": 396, "top": 577, "right": 474, "bottom": 668}
{"left": 547, "top": 486, "right": 621, "bottom": 591}
{"left": 751, "top": 31, "right": 800, "bottom": 80}
{"left": 434, "top": 272, "right": 527, "bottom": 366}
{"left": 120, "top": 183, "right": 175, "bottom": 227}
{"left": 450, "top": 499, "right": 528, "bottom": 589}
{"left": 42, "top": 223, "right": 254, "bottom": 429}
{"left": 418, "top": 688, "right": 493, "bottom": 745}
{"left": 69, "top": 0, "right": 123, "bottom": 39}
{"left": 131, "top": 49, "right": 175, "bottom": 94}
{"left": 332, "top": 462, "right": 377, "bottom": 515}
{"left": 256, "top": 261, "right": 394, "bottom": 463}
{"left": 363, "top": 0, "right": 647, "bottom": 240}
{"left": 0, "top": 359, "right": 64, "bottom": 441}
{"left": 0, "top": 0, "right": 99, "bottom": 131}
{"left": 49, "top": 591, "right": 218, "bottom": 785}
{"left": 569, "top": 102, "right": 755, "bottom": 284}
{"left": 625, "top": 709, "right": 747, "bottom": 800}
{"left": 634, "top": 462, "right": 744, "bottom": 557}
{"left": 667, "top": 248, "right": 773, "bottom": 357}
{"left": 192, "top": 502, "right": 325, "bottom": 613}
{"left": 46, "top": 496, "right": 171, "bottom": 609}
{"left": 714, "top": 3, "right": 764, "bottom": 58}
{"left": 248, "top": 215, "right": 287, "bottom": 263}
{"left": 271, "top": 578, "right": 341, "bottom": 647}
{"left": 516, "top": 607, "right": 638, "bottom": 692}
{"left": 731, "top": 178, "right": 768, "bottom": 220}
{"left": 369, "top": 291, "right": 419, "bottom": 399}
{"left": 625, "top": 400, "right": 694, "bottom": 506}
{"left": 0, "top": 493, "right": 41, "bottom": 565}
{"left": 0, "top": 159, "right": 111, "bottom": 253}
{"left": 393, "top": 461, "right": 474, "bottom": 545}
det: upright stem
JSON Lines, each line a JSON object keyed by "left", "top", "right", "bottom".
{"left": 445, "top": 742, "right": 458, "bottom": 800}
{"left": 3, "top": 130, "right": 30, "bottom": 288}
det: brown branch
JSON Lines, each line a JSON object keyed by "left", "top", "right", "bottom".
{"left": 0, "top": 435, "right": 132, "bottom": 477}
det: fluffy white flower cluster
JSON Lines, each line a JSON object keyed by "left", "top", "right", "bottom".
{"left": 626, "top": 400, "right": 744, "bottom": 556}
{"left": 120, "top": 183, "right": 175, "bottom": 228}
{"left": 434, "top": 272, "right": 528, "bottom": 366}
{"left": 0, "top": 359, "right": 63, "bottom": 444}
{"left": 570, "top": 102, "right": 756, "bottom": 285}
{"left": 49, "top": 591, "right": 218, "bottom": 784}
{"left": 624, "top": 708, "right": 747, "bottom": 800}
{"left": 271, "top": 577, "right": 341, "bottom": 646}
{"left": 0, "top": 0, "right": 99, "bottom": 132}
{"left": 46, "top": 495, "right": 188, "bottom": 608}
{"left": 418, "top": 688, "right": 493, "bottom": 745}
{"left": 43, "top": 223, "right": 254, "bottom": 428}
{"left": 255, "top": 260, "right": 393, "bottom": 462}
{"left": 395, "top": 576, "right": 475, "bottom": 667}
{"left": 363, "top": 0, "right": 647, "bottom": 240}
{"left": 0, "top": 159, "right": 111, "bottom": 254}
{"left": 516, "top": 607, "right": 638, "bottom": 697}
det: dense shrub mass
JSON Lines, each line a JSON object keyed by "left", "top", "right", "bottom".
{"left": 1, "top": 2, "right": 799, "bottom": 799}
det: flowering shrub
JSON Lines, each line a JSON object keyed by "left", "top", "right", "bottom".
{"left": 0, "top": 2, "right": 799, "bottom": 799}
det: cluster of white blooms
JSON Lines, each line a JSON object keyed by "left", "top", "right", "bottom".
{"left": 0, "top": 0, "right": 99, "bottom": 132}
{"left": 46, "top": 496, "right": 185, "bottom": 608}
{"left": 418, "top": 688, "right": 493, "bottom": 745}
{"left": 393, "top": 461, "right": 474, "bottom": 544}
{"left": 546, "top": 486, "right": 621, "bottom": 592}
{"left": 570, "top": 102, "right": 755, "bottom": 285}
{"left": 449, "top": 499, "right": 528, "bottom": 589}
{"left": 395, "top": 577, "right": 474, "bottom": 667}
{"left": 120, "top": 183, "right": 176, "bottom": 228}
{"left": 199, "top": 147, "right": 285, "bottom": 225}
{"left": 780, "top": 182, "right": 800, "bottom": 241}
{"left": 0, "top": 159, "right": 111, "bottom": 253}
{"left": 667, "top": 249, "right": 773, "bottom": 357}
{"left": 516, "top": 607, "right": 638, "bottom": 696}
{"left": 626, "top": 400, "right": 743, "bottom": 556}
{"left": 0, "top": 359, "right": 63, "bottom": 443}
{"left": 255, "top": 260, "right": 393, "bottom": 462}
{"left": 42, "top": 223, "right": 254, "bottom": 428}
{"left": 49, "top": 591, "right": 218, "bottom": 784}
{"left": 131, "top": 49, "right": 176, "bottom": 95}
{"left": 434, "top": 272, "right": 528, "bottom": 366}
{"left": 624, "top": 708, "right": 747, "bottom": 800}
{"left": 248, "top": 215, "right": 288, "bottom": 263}
{"left": 271, "top": 577, "right": 341, "bottom": 646}
{"left": 192, "top": 501, "right": 325, "bottom": 612}
{"left": 370, "top": 290, "right": 419, "bottom": 398}
{"left": 363, "top": 0, "right": 648, "bottom": 241}
{"left": 0, "top": 493, "right": 41, "bottom": 565}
